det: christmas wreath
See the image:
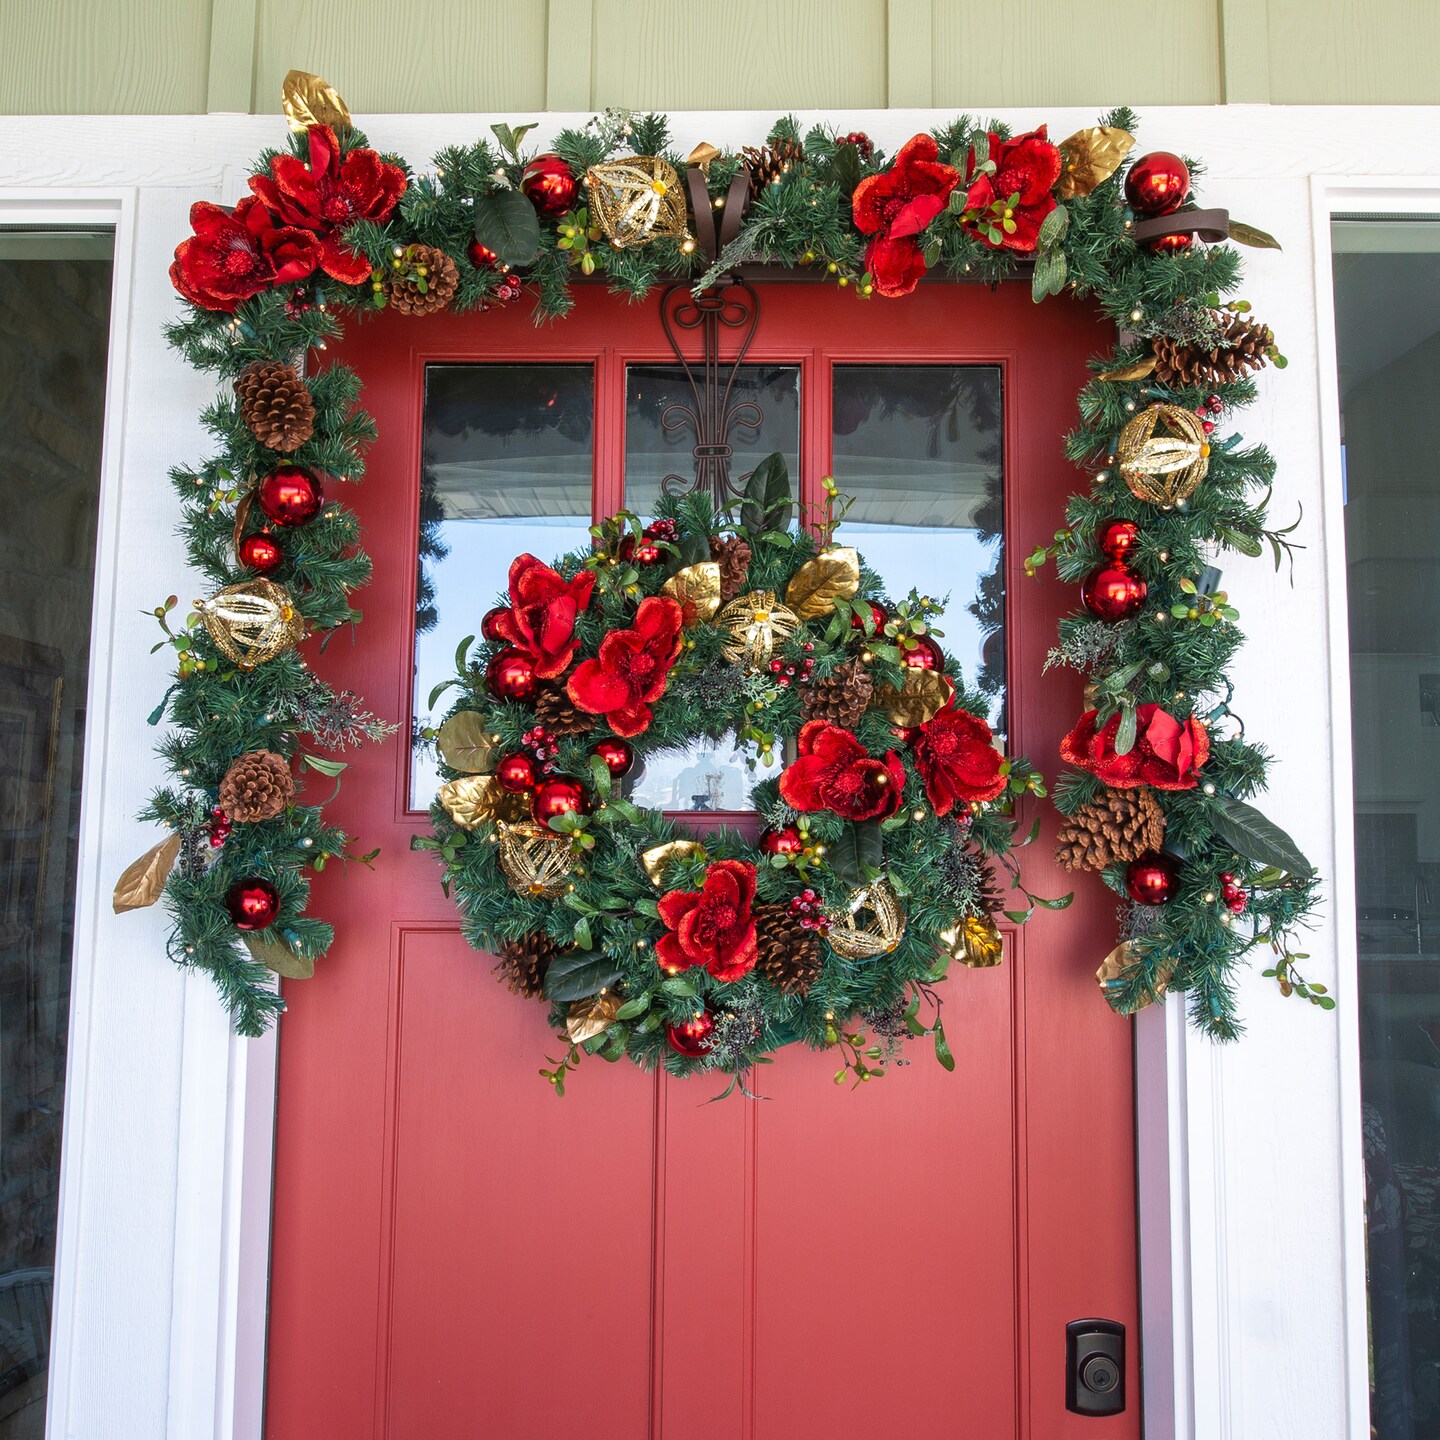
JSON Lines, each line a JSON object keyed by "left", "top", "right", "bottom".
{"left": 420, "top": 464, "right": 1050, "bottom": 1090}
{"left": 120, "top": 70, "right": 1322, "bottom": 1052}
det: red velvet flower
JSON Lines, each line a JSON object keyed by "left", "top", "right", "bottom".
{"left": 656, "top": 859, "right": 758, "bottom": 983}
{"left": 959, "top": 127, "right": 1062, "bottom": 254}
{"left": 489, "top": 554, "right": 595, "bottom": 680}
{"left": 779, "top": 720, "right": 906, "bottom": 822}
{"left": 250, "top": 125, "right": 407, "bottom": 286}
{"left": 1060, "top": 704, "right": 1210, "bottom": 790}
{"left": 913, "top": 705, "right": 1006, "bottom": 815}
{"left": 852, "top": 134, "right": 960, "bottom": 297}
{"left": 566, "top": 595, "right": 684, "bottom": 738}
{"left": 169, "top": 197, "right": 323, "bottom": 313}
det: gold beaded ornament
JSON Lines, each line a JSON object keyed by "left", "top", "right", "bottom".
{"left": 585, "top": 155, "right": 692, "bottom": 250}
{"left": 1116, "top": 402, "right": 1211, "bottom": 507}
{"left": 197, "top": 579, "right": 304, "bottom": 669}
{"left": 716, "top": 589, "right": 800, "bottom": 669}
{"left": 826, "top": 880, "right": 907, "bottom": 961}
{"left": 496, "top": 820, "right": 577, "bottom": 899}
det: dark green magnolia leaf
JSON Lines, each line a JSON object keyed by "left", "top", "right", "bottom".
{"left": 1209, "top": 796, "right": 1314, "bottom": 876}
{"left": 827, "top": 821, "right": 883, "bottom": 887}
{"left": 541, "top": 949, "right": 623, "bottom": 1002}
{"left": 473, "top": 189, "right": 543, "bottom": 267}
{"left": 740, "top": 452, "right": 793, "bottom": 536}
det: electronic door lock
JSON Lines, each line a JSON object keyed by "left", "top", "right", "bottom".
{"left": 1066, "top": 1318, "right": 1126, "bottom": 1416}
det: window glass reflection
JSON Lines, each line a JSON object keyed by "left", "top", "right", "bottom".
{"left": 413, "top": 365, "right": 593, "bottom": 808}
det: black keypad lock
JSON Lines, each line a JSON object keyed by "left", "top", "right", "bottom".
{"left": 1066, "top": 1318, "right": 1126, "bottom": 1416}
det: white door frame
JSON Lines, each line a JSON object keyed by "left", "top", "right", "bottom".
{"left": 11, "top": 107, "right": 1436, "bottom": 1440}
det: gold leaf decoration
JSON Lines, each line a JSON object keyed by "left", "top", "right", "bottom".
{"left": 566, "top": 991, "right": 621, "bottom": 1043}
{"left": 640, "top": 839, "right": 707, "bottom": 887}
{"left": 244, "top": 932, "right": 315, "bottom": 980}
{"left": 197, "top": 579, "right": 305, "bottom": 670}
{"left": 661, "top": 561, "right": 722, "bottom": 627}
{"left": 497, "top": 820, "right": 576, "bottom": 899}
{"left": 873, "top": 668, "right": 951, "bottom": 728}
{"left": 686, "top": 141, "right": 722, "bottom": 176}
{"left": 784, "top": 546, "right": 860, "bottom": 621}
{"left": 436, "top": 711, "right": 495, "bottom": 773}
{"left": 716, "top": 590, "right": 800, "bottom": 669}
{"left": 827, "top": 880, "right": 906, "bottom": 961}
{"left": 1096, "top": 940, "right": 1173, "bottom": 1010}
{"left": 940, "top": 913, "right": 1004, "bottom": 969}
{"left": 1116, "top": 402, "right": 1210, "bottom": 507}
{"left": 1097, "top": 356, "right": 1157, "bottom": 383}
{"left": 1055, "top": 125, "right": 1135, "bottom": 200}
{"left": 282, "top": 70, "right": 352, "bottom": 134}
{"left": 112, "top": 833, "right": 181, "bottom": 913}
{"left": 585, "top": 156, "right": 691, "bottom": 249}
{"left": 438, "top": 774, "right": 526, "bottom": 830}
{"left": 1228, "top": 219, "right": 1282, "bottom": 251}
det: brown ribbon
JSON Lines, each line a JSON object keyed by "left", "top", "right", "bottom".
{"left": 1130, "top": 207, "right": 1231, "bottom": 246}
{"left": 684, "top": 166, "right": 751, "bottom": 265}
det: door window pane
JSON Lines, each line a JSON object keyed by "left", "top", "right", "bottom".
{"left": 0, "top": 228, "right": 113, "bottom": 1438}
{"left": 413, "top": 365, "right": 593, "bottom": 808}
{"left": 832, "top": 366, "right": 1005, "bottom": 729}
{"left": 1333, "top": 215, "right": 1440, "bottom": 1437}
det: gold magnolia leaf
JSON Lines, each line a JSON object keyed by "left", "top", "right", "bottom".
{"left": 436, "top": 711, "right": 495, "bottom": 773}
{"left": 1097, "top": 356, "right": 1157, "bottom": 382}
{"left": 941, "top": 913, "right": 1004, "bottom": 969}
{"left": 438, "top": 774, "right": 527, "bottom": 829}
{"left": 112, "top": 833, "right": 181, "bottom": 913}
{"left": 640, "top": 839, "right": 706, "bottom": 887}
{"left": 282, "top": 70, "right": 352, "bottom": 134}
{"left": 784, "top": 546, "right": 860, "bottom": 622}
{"left": 244, "top": 932, "right": 315, "bottom": 980}
{"left": 873, "top": 669, "right": 950, "bottom": 728}
{"left": 661, "top": 561, "right": 722, "bottom": 627}
{"left": 1095, "top": 940, "right": 1172, "bottom": 1010}
{"left": 1228, "top": 218, "right": 1282, "bottom": 252}
{"left": 1055, "top": 125, "right": 1135, "bottom": 200}
{"left": 566, "top": 992, "right": 621, "bottom": 1043}
{"left": 686, "top": 141, "right": 722, "bottom": 176}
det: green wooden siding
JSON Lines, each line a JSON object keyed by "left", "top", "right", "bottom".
{"left": 2, "top": 0, "right": 1437, "bottom": 114}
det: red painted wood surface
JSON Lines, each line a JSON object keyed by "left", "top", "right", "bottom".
{"left": 265, "top": 282, "right": 1140, "bottom": 1440}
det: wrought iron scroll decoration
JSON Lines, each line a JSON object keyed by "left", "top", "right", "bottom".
{"left": 658, "top": 280, "right": 763, "bottom": 506}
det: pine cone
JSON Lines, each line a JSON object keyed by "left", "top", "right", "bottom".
{"left": 235, "top": 360, "right": 315, "bottom": 453}
{"left": 801, "top": 657, "right": 873, "bottom": 727}
{"left": 534, "top": 682, "right": 595, "bottom": 736}
{"left": 1152, "top": 310, "right": 1274, "bottom": 388}
{"left": 741, "top": 138, "right": 805, "bottom": 198}
{"left": 708, "top": 534, "right": 752, "bottom": 603}
{"left": 218, "top": 750, "right": 295, "bottom": 823}
{"left": 1055, "top": 786, "right": 1166, "bottom": 872}
{"left": 495, "top": 932, "right": 556, "bottom": 998}
{"left": 755, "top": 903, "right": 823, "bottom": 996}
{"left": 386, "top": 245, "right": 460, "bottom": 317}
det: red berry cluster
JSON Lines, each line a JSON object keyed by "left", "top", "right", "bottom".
{"left": 837, "top": 131, "right": 873, "bottom": 160}
{"left": 1219, "top": 871, "right": 1248, "bottom": 914}
{"left": 495, "top": 274, "right": 522, "bottom": 303}
{"left": 1195, "top": 393, "right": 1224, "bottom": 435}
{"left": 284, "top": 284, "right": 316, "bottom": 320}
{"left": 209, "top": 805, "right": 232, "bottom": 849}
{"left": 621, "top": 518, "right": 675, "bottom": 566}
{"left": 788, "top": 888, "right": 830, "bottom": 932}
{"left": 521, "top": 724, "right": 560, "bottom": 773}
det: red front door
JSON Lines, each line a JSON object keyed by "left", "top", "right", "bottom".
{"left": 264, "top": 281, "right": 1139, "bottom": 1439}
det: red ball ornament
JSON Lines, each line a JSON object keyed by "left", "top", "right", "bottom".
{"left": 225, "top": 877, "right": 280, "bottom": 930}
{"left": 256, "top": 466, "right": 323, "bottom": 528}
{"left": 1124, "top": 152, "right": 1191, "bottom": 217}
{"left": 851, "top": 600, "right": 888, "bottom": 633}
{"left": 902, "top": 635, "right": 943, "bottom": 670}
{"left": 1149, "top": 231, "right": 1194, "bottom": 255}
{"left": 467, "top": 239, "right": 500, "bottom": 270}
{"left": 485, "top": 648, "right": 537, "bottom": 703}
{"left": 480, "top": 606, "right": 509, "bottom": 643}
{"left": 760, "top": 825, "right": 805, "bottom": 857}
{"left": 237, "top": 531, "right": 282, "bottom": 574}
{"left": 1096, "top": 518, "right": 1140, "bottom": 563}
{"left": 495, "top": 752, "right": 539, "bottom": 792}
{"left": 532, "top": 777, "right": 589, "bottom": 824}
{"left": 520, "top": 154, "right": 578, "bottom": 220}
{"left": 591, "top": 737, "right": 634, "bottom": 779}
{"left": 667, "top": 1010, "right": 716, "bottom": 1058}
{"left": 1081, "top": 562, "right": 1148, "bottom": 623}
{"left": 1125, "top": 851, "right": 1180, "bottom": 906}
{"left": 633, "top": 542, "right": 663, "bottom": 565}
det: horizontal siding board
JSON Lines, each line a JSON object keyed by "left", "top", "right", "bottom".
{"left": 1267, "top": 0, "right": 1440, "bottom": 103}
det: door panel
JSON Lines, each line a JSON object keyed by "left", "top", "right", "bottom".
{"left": 265, "top": 282, "right": 1138, "bottom": 1440}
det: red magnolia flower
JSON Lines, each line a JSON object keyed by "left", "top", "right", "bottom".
{"left": 490, "top": 554, "right": 595, "bottom": 680}
{"left": 567, "top": 595, "right": 684, "bottom": 738}
{"left": 852, "top": 134, "right": 960, "bottom": 297}
{"left": 913, "top": 705, "right": 1006, "bottom": 816}
{"left": 1060, "top": 704, "right": 1210, "bottom": 790}
{"left": 169, "top": 197, "right": 322, "bottom": 313}
{"left": 250, "top": 125, "right": 407, "bottom": 285}
{"left": 959, "top": 126, "right": 1062, "bottom": 254}
{"left": 656, "top": 859, "right": 759, "bottom": 983}
{"left": 779, "top": 720, "right": 906, "bottom": 822}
